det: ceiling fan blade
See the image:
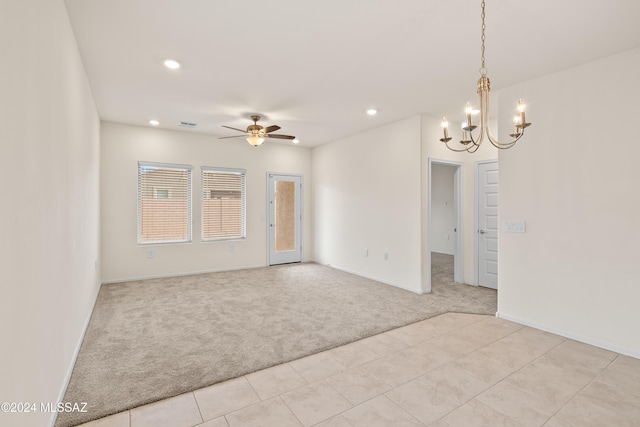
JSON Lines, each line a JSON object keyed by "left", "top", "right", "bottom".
{"left": 267, "top": 134, "right": 296, "bottom": 140}
{"left": 264, "top": 125, "right": 281, "bottom": 134}
{"left": 218, "top": 135, "right": 246, "bottom": 139}
{"left": 222, "top": 125, "right": 248, "bottom": 133}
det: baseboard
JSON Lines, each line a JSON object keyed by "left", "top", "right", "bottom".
{"left": 101, "top": 264, "right": 267, "bottom": 285}
{"left": 327, "top": 264, "right": 424, "bottom": 294}
{"left": 496, "top": 312, "right": 640, "bottom": 360}
{"left": 49, "top": 285, "right": 101, "bottom": 427}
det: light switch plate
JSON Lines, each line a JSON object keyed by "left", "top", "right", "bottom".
{"left": 504, "top": 220, "right": 526, "bottom": 233}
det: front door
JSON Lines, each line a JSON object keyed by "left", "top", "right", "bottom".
{"left": 477, "top": 161, "right": 498, "bottom": 289}
{"left": 268, "top": 174, "right": 302, "bottom": 265}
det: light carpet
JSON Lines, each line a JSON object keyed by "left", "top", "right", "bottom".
{"left": 57, "top": 258, "right": 496, "bottom": 426}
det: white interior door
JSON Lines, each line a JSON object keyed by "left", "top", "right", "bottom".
{"left": 268, "top": 174, "right": 302, "bottom": 265}
{"left": 477, "top": 161, "right": 498, "bottom": 289}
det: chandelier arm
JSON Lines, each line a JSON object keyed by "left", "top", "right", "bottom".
{"left": 467, "top": 143, "right": 481, "bottom": 153}
{"left": 444, "top": 140, "right": 476, "bottom": 152}
{"left": 488, "top": 130, "right": 525, "bottom": 149}
{"left": 468, "top": 126, "right": 483, "bottom": 148}
{"left": 485, "top": 128, "right": 520, "bottom": 148}
{"left": 486, "top": 126, "right": 522, "bottom": 149}
{"left": 481, "top": 83, "right": 522, "bottom": 148}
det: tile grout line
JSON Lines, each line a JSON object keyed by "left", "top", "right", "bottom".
{"left": 243, "top": 372, "right": 265, "bottom": 401}
{"left": 250, "top": 363, "right": 312, "bottom": 401}
{"left": 196, "top": 376, "right": 263, "bottom": 425}
{"left": 380, "top": 394, "right": 428, "bottom": 426}
{"left": 541, "top": 353, "right": 621, "bottom": 426}
{"left": 412, "top": 324, "right": 555, "bottom": 425}
{"left": 289, "top": 354, "right": 348, "bottom": 384}
{"left": 277, "top": 391, "right": 311, "bottom": 427}
{"left": 475, "top": 333, "right": 623, "bottom": 426}
{"left": 338, "top": 324, "right": 498, "bottom": 426}
{"left": 450, "top": 323, "right": 558, "bottom": 382}
{"left": 190, "top": 391, "right": 205, "bottom": 426}
{"left": 337, "top": 379, "right": 437, "bottom": 426}
{"left": 463, "top": 333, "right": 571, "bottom": 424}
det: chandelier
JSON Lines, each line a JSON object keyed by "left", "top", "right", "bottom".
{"left": 440, "top": 0, "right": 531, "bottom": 152}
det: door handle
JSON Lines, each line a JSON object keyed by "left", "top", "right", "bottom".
{"left": 479, "top": 229, "right": 486, "bottom": 234}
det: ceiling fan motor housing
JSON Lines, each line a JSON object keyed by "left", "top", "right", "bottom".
{"left": 247, "top": 124, "right": 265, "bottom": 136}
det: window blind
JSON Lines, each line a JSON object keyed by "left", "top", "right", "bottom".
{"left": 138, "top": 162, "right": 192, "bottom": 244}
{"left": 202, "top": 167, "right": 246, "bottom": 241}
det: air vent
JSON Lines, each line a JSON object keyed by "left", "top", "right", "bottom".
{"left": 179, "top": 121, "right": 197, "bottom": 128}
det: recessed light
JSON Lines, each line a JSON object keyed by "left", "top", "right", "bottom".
{"left": 149, "top": 120, "right": 160, "bottom": 126}
{"left": 366, "top": 109, "right": 377, "bottom": 116}
{"left": 163, "top": 59, "right": 181, "bottom": 69}
{"left": 292, "top": 139, "right": 300, "bottom": 144}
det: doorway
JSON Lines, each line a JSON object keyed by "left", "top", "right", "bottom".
{"left": 475, "top": 160, "right": 498, "bottom": 289}
{"left": 428, "top": 159, "right": 463, "bottom": 286}
{"left": 268, "top": 173, "right": 302, "bottom": 265}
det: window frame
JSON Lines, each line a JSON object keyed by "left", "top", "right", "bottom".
{"left": 137, "top": 161, "right": 193, "bottom": 245}
{"left": 201, "top": 166, "right": 247, "bottom": 242}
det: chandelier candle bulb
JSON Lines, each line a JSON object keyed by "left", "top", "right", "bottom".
{"left": 440, "top": 117, "right": 452, "bottom": 142}
{"left": 510, "top": 115, "right": 522, "bottom": 138}
{"left": 461, "top": 123, "right": 471, "bottom": 144}
{"left": 517, "top": 99, "right": 526, "bottom": 127}
{"left": 465, "top": 102, "right": 473, "bottom": 129}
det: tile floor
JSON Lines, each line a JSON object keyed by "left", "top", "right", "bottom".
{"left": 76, "top": 313, "right": 640, "bottom": 427}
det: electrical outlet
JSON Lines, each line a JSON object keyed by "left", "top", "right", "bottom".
{"left": 384, "top": 252, "right": 389, "bottom": 261}
{"left": 363, "top": 248, "right": 368, "bottom": 257}
{"left": 147, "top": 250, "right": 155, "bottom": 259}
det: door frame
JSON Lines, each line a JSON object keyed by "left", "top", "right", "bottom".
{"left": 266, "top": 172, "right": 303, "bottom": 265}
{"left": 428, "top": 158, "right": 463, "bottom": 284}
{"left": 474, "top": 159, "right": 498, "bottom": 287}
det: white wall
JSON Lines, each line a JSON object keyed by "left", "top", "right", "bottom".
{"left": 101, "top": 122, "right": 312, "bottom": 283}
{"left": 0, "top": 1, "right": 101, "bottom": 426}
{"left": 312, "top": 116, "right": 423, "bottom": 292}
{"left": 497, "top": 48, "right": 640, "bottom": 357}
{"left": 312, "top": 113, "right": 497, "bottom": 293}
{"left": 420, "top": 115, "right": 498, "bottom": 288}
{"left": 430, "top": 164, "right": 456, "bottom": 255}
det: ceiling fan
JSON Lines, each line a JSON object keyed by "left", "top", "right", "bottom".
{"left": 219, "top": 115, "right": 296, "bottom": 147}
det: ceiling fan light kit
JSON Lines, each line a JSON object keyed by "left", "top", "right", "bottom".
{"left": 220, "top": 115, "right": 296, "bottom": 147}
{"left": 439, "top": 0, "right": 531, "bottom": 152}
{"left": 247, "top": 134, "right": 266, "bottom": 147}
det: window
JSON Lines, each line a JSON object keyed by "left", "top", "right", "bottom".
{"left": 138, "top": 162, "right": 192, "bottom": 244}
{"left": 154, "top": 188, "right": 170, "bottom": 199}
{"left": 202, "top": 167, "right": 246, "bottom": 241}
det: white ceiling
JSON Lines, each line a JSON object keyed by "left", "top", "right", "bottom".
{"left": 64, "top": 0, "right": 640, "bottom": 147}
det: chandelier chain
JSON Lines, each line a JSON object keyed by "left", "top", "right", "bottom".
{"left": 480, "top": 0, "right": 487, "bottom": 75}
